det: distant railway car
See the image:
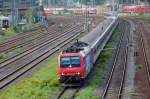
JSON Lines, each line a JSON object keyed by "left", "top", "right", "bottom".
{"left": 68, "top": 8, "right": 97, "bottom": 14}
{"left": 0, "top": 16, "right": 9, "bottom": 29}
{"left": 58, "top": 17, "right": 118, "bottom": 86}
{"left": 2, "top": 19, "right": 9, "bottom": 29}
{"left": 123, "top": 4, "right": 150, "bottom": 13}
{"left": 88, "top": 8, "right": 97, "bottom": 14}
{"left": 104, "top": 12, "right": 118, "bottom": 20}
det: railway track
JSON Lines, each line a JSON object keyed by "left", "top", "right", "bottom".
{"left": 138, "top": 23, "right": 150, "bottom": 86}
{"left": 0, "top": 17, "right": 72, "bottom": 43}
{"left": 0, "top": 24, "right": 83, "bottom": 69}
{"left": 101, "top": 21, "right": 130, "bottom": 99}
{"left": 0, "top": 23, "right": 73, "bottom": 53}
{"left": 0, "top": 24, "right": 74, "bottom": 63}
{"left": 0, "top": 15, "right": 96, "bottom": 54}
{"left": 127, "top": 18, "right": 150, "bottom": 98}
{"left": 141, "top": 23, "right": 150, "bottom": 45}
{"left": 0, "top": 27, "right": 43, "bottom": 52}
{"left": 0, "top": 24, "right": 84, "bottom": 89}
{"left": 55, "top": 87, "right": 79, "bottom": 99}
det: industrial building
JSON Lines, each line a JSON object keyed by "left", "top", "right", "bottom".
{"left": 0, "top": 0, "right": 39, "bottom": 15}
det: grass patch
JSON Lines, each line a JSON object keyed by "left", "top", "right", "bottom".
{"left": 13, "top": 48, "right": 23, "bottom": 53}
{"left": 0, "top": 29, "right": 15, "bottom": 41}
{"left": 0, "top": 48, "right": 23, "bottom": 61}
{"left": 0, "top": 26, "right": 18, "bottom": 43}
{"left": 0, "top": 53, "right": 6, "bottom": 60}
{"left": 123, "top": 91, "right": 140, "bottom": 97}
{"left": 0, "top": 55, "right": 61, "bottom": 99}
{"left": 136, "top": 64, "right": 143, "bottom": 71}
{"left": 75, "top": 21, "right": 123, "bottom": 99}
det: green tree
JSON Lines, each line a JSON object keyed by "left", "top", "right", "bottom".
{"left": 25, "top": 8, "right": 37, "bottom": 25}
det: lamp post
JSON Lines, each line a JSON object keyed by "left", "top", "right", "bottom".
{"left": 144, "top": 0, "right": 149, "bottom": 15}
{"left": 12, "top": 0, "right": 16, "bottom": 25}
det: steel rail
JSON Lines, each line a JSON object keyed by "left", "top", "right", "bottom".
{"left": 0, "top": 27, "right": 43, "bottom": 47}
{"left": 0, "top": 24, "right": 72, "bottom": 53}
{"left": 139, "top": 24, "right": 150, "bottom": 86}
{"left": 0, "top": 19, "right": 73, "bottom": 47}
{"left": 140, "top": 23, "right": 150, "bottom": 46}
{"left": 54, "top": 87, "right": 68, "bottom": 99}
{"left": 117, "top": 22, "right": 130, "bottom": 99}
{"left": 54, "top": 87, "right": 79, "bottom": 99}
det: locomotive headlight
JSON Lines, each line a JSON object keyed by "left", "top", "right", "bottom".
{"left": 77, "top": 72, "right": 80, "bottom": 75}
{"left": 61, "top": 73, "right": 65, "bottom": 75}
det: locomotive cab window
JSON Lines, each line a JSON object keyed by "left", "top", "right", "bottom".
{"left": 60, "top": 56, "right": 80, "bottom": 68}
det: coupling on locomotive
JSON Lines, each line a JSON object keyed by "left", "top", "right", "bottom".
{"left": 58, "top": 16, "right": 118, "bottom": 86}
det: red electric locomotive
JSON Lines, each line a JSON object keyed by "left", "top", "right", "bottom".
{"left": 58, "top": 41, "right": 92, "bottom": 85}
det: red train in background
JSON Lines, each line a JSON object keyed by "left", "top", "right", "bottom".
{"left": 58, "top": 16, "right": 118, "bottom": 86}
{"left": 44, "top": 7, "right": 97, "bottom": 15}
{"left": 68, "top": 8, "right": 97, "bottom": 14}
{"left": 123, "top": 4, "right": 150, "bottom": 12}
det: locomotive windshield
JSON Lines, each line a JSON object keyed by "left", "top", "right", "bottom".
{"left": 60, "top": 56, "right": 80, "bottom": 68}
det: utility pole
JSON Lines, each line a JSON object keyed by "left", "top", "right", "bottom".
{"left": 48, "top": 0, "right": 52, "bottom": 8}
{"left": 80, "top": 0, "right": 84, "bottom": 32}
{"left": 85, "top": 1, "right": 90, "bottom": 32}
{"left": 112, "top": 0, "right": 115, "bottom": 12}
{"left": 144, "top": 0, "right": 149, "bottom": 15}
{"left": 38, "top": 0, "right": 43, "bottom": 22}
{"left": 93, "top": 0, "right": 96, "bottom": 7}
{"left": 12, "top": 0, "right": 18, "bottom": 25}
{"left": 53, "top": 0, "right": 56, "bottom": 13}
{"left": 39, "top": 0, "right": 42, "bottom": 6}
